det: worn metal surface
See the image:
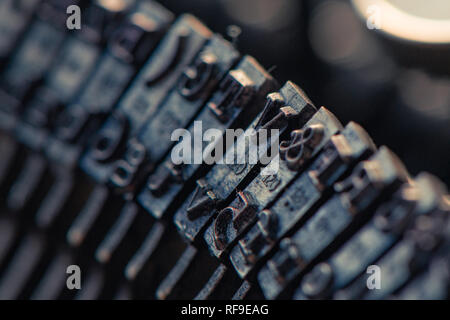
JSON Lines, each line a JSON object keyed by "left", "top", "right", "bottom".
{"left": 174, "top": 81, "right": 316, "bottom": 243}
{"left": 138, "top": 55, "right": 277, "bottom": 219}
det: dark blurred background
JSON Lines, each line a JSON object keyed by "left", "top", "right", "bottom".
{"left": 159, "top": 0, "right": 450, "bottom": 186}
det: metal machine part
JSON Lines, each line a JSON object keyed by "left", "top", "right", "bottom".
{"left": 0, "top": 0, "right": 448, "bottom": 301}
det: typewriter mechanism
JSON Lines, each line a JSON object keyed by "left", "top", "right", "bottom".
{"left": 0, "top": 0, "right": 448, "bottom": 300}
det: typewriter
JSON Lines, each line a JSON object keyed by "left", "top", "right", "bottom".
{"left": 0, "top": 0, "right": 448, "bottom": 300}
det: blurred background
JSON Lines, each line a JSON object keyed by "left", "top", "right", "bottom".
{"left": 159, "top": 0, "right": 450, "bottom": 186}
